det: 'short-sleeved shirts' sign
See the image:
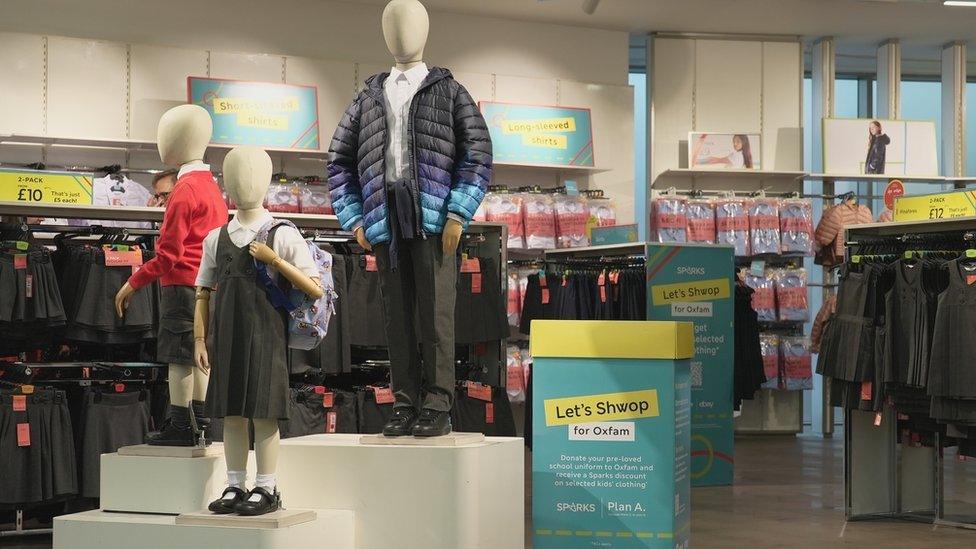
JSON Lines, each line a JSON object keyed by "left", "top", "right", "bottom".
{"left": 479, "top": 102, "right": 594, "bottom": 167}
{"left": 188, "top": 77, "right": 320, "bottom": 151}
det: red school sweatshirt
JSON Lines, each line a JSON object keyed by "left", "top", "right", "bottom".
{"left": 127, "top": 170, "right": 228, "bottom": 289}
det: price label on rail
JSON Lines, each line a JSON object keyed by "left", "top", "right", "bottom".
{"left": 893, "top": 189, "right": 976, "bottom": 222}
{"left": 0, "top": 168, "right": 94, "bottom": 205}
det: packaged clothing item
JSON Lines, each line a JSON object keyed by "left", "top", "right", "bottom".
{"left": 554, "top": 195, "right": 590, "bottom": 248}
{"left": 780, "top": 336, "right": 812, "bottom": 390}
{"left": 774, "top": 268, "right": 809, "bottom": 322}
{"left": 484, "top": 193, "right": 525, "bottom": 249}
{"left": 80, "top": 388, "right": 150, "bottom": 497}
{"left": 356, "top": 386, "right": 394, "bottom": 434}
{"left": 651, "top": 195, "right": 688, "bottom": 243}
{"left": 748, "top": 198, "right": 781, "bottom": 255}
{"left": 346, "top": 254, "right": 388, "bottom": 348}
{"left": 0, "top": 246, "right": 67, "bottom": 353}
{"left": 588, "top": 198, "right": 617, "bottom": 228}
{"left": 452, "top": 384, "right": 516, "bottom": 436}
{"left": 454, "top": 256, "right": 509, "bottom": 344}
{"left": 506, "top": 269, "right": 521, "bottom": 327}
{"left": 521, "top": 193, "right": 557, "bottom": 249}
{"left": 506, "top": 345, "right": 526, "bottom": 403}
{"left": 743, "top": 271, "right": 776, "bottom": 322}
{"left": 779, "top": 198, "right": 814, "bottom": 255}
{"left": 815, "top": 201, "right": 873, "bottom": 266}
{"left": 289, "top": 253, "right": 351, "bottom": 374}
{"left": 759, "top": 334, "right": 781, "bottom": 390}
{"left": 280, "top": 388, "right": 358, "bottom": 438}
{"left": 0, "top": 388, "right": 78, "bottom": 505}
{"left": 715, "top": 199, "right": 750, "bottom": 256}
{"left": 89, "top": 175, "right": 154, "bottom": 229}
{"left": 686, "top": 199, "right": 716, "bottom": 244}
{"left": 265, "top": 181, "right": 301, "bottom": 213}
{"left": 299, "top": 182, "right": 334, "bottom": 215}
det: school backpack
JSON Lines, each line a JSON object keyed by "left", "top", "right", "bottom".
{"left": 253, "top": 219, "right": 337, "bottom": 350}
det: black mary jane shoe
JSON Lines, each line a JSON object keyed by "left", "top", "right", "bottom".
{"left": 234, "top": 486, "right": 282, "bottom": 516}
{"left": 208, "top": 486, "right": 248, "bottom": 514}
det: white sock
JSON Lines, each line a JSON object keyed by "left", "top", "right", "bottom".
{"left": 255, "top": 473, "right": 276, "bottom": 490}
{"left": 226, "top": 470, "right": 247, "bottom": 491}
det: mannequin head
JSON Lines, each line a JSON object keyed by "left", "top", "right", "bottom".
{"left": 157, "top": 104, "right": 212, "bottom": 167}
{"left": 382, "top": 0, "right": 429, "bottom": 67}
{"left": 223, "top": 146, "right": 272, "bottom": 210}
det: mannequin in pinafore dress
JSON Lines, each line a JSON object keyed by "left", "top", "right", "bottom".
{"left": 193, "top": 146, "right": 324, "bottom": 516}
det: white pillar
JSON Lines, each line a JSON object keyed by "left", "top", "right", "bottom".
{"left": 942, "top": 41, "right": 966, "bottom": 178}
{"left": 811, "top": 38, "right": 834, "bottom": 437}
{"left": 876, "top": 40, "right": 901, "bottom": 119}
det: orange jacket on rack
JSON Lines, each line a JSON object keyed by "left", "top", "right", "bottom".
{"left": 814, "top": 202, "right": 873, "bottom": 266}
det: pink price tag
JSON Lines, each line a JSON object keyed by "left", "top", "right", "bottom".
{"left": 874, "top": 412, "right": 883, "bottom": 427}
{"left": 13, "top": 254, "right": 27, "bottom": 270}
{"left": 460, "top": 258, "right": 481, "bottom": 273}
{"left": 373, "top": 387, "right": 394, "bottom": 404}
{"left": 860, "top": 381, "right": 872, "bottom": 401}
{"left": 365, "top": 255, "right": 378, "bottom": 272}
{"left": 25, "top": 274, "right": 32, "bottom": 298}
{"left": 313, "top": 386, "right": 326, "bottom": 395}
{"left": 322, "top": 392, "right": 334, "bottom": 408}
{"left": 17, "top": 423, "right": 30, "bottom": 447}
{"left": 12, "top": 395, "right": 26, "bottom": 412}
{"left": 485, "top": 402, "right": 494, "bottom": 424}
{"left": 326, "top": 411, "right": 337, "bottom": 433}
{"left": 541, "top": 288, "right": 550, "bottom": 305}
{"left": 114, "top": 383, "right": 125, "bottom": 393}
{"left": 467, "top": 382, "right": 492, "bottom": 402}
{"left": 471, "top": 273, "right": 482, "bottom": 294}
{"left": 104, "top": 249, "right": 144, "bottom": 267}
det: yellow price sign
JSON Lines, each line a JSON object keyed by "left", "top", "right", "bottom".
{"left": 0, "top": 169, "right": 93, "bottom": 205}
{"left": 893, "top": 190, "right": 976, "bottom": 222}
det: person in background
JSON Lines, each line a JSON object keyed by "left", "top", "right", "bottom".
{"left": 148, "top": 168, "right": 178, "bottom": 207}
{"left": 864, "top": 120, "right": 890, "bottom": 174}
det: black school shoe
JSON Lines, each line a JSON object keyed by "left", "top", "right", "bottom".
{"left": 145, "top": 419, "right": 196, "bottom": 446}
{"left": 235, "top": 486, "right": 282, "bottom": 516}
{"left": 411, "top": 408, "right": 452, "bottom": 437}
{"left": 208, "top": 486, "right": 248, "bottom": 514}
{"left": 382, "top": 407, "right": 419, "bottom": 437}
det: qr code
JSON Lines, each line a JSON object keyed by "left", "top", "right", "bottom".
{"left": 690, "top": 363, "right": 703, "bottom": 388}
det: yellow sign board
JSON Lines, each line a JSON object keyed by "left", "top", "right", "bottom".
{"left": 893, "top": 190, "right": 976, "bottom": 221}
{"left": 0, "top": 168, "right": 93, "bottom": 205}
{"left": 502, "top": 117, "right": 576, "bottom": 135}
{"left": 544, "top": 389, "right": 660, "bottom": 427}
{"left": 650, "top": 278, "right": 731, "bottom": 306}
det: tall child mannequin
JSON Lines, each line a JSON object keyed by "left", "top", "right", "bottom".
{"left": 195, "top": 146, "right": 323, "bottom": 516}
{"left": 328, "top": 0, "right": 492, "bottom": 438}
{"left": 115, "top": 105, "right": 228, "bottom": 446}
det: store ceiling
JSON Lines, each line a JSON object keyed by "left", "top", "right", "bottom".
{"left": 351, "top": 0, "right": 975, "bottom": 60}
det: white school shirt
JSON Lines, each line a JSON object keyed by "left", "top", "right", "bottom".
{"left": 728, "top": 150, "right": 745, "bottom": 168}
{"left": 196, "top": 209, "right": 318, "bottom": 289}
{"left": 384, "top": 63, "right": 429, "bottom": 182}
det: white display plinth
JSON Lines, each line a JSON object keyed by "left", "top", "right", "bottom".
{"left": 276, "top": 434, "right": 524, "bottom": 549}
{"left": 99, "top": 446, "right": 225, "bottom": 514}
{"left": 53, "top": 509, "right": 354, "bottom": 549}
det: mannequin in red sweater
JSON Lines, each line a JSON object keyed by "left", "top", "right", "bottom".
{"left": 114, "top": 104, "right": 228, "bottom": 446}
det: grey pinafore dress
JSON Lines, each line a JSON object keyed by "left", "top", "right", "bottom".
{"left": 204, "top": 226, "right": 290, "bottom": 420}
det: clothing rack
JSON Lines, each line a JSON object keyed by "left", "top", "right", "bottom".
{"left": 843, "top": 218, "right": 976, "bottom": 531}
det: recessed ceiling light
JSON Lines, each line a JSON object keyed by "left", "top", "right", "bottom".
{"left": 945, "top": 0, "right": 976, "bottom": 6}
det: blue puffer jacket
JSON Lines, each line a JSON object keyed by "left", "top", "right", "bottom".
{"left": 327, "top": 67, "right": 493, "bottom": 245}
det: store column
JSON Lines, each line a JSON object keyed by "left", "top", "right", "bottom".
{"left": 810, "top": 37, "right": 835, "bottom": 437}
{"left": 876, "top": 40, "right": 901, "bottom": 120}
{"left": 942, "top": 41, "right": 967, "bottom": 180}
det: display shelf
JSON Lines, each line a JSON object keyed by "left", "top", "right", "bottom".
{"left": 805, "top": 173, "right": 949, "bottom": 183}
{"left": 660, "top": 168, "right": 807, "bottom": 179}
{"left": 0, "top": 133, "right": 329, "bottom": 159}
{"left": 493, "top": 160, "right": 608, "bottom": 174}
{"left": 544, "top": 241, "right": 646, "bottom": 258}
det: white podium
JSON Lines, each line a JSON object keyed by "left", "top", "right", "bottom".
{"left": 54, "top": 433, "right": 523, "bottom": 549}
{"left": 277, "top": 434, "right": 524, "bottom": 549}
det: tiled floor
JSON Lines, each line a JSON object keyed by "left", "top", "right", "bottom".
{"left": 528, "top": 434, "right": 976, "bottom": 548}
{"left": 7, "top": 434, "right": 976, "bottom": 548}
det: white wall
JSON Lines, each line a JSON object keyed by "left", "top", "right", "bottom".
{"left": 650, "top": 36, "right": 803, "bottom": 191}
{"left": 0, "top": 0, "right": 634, "bottom": 222}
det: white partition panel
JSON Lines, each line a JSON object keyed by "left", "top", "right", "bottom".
{"left": 762, "top": 41, "right": 803, "bottom": 171}
{"left": 210, "top": 51, "right": 284, "bottom": 82}
{"left": 650, "top": 38, "right": 695, "bottom": 180}
{"left": 47, "top": 37, "right": 127, "bottom": 139}
{"left": 130, "top": 45, "right": 210, "bottom": 141}
{"left": 494, "top": 74, "right": 558, "bottom": 106}
{"left": 284, "top": 57, "right": 357, "bottom": 149}
{"left": 695, "top": 40, "right": 763, "bottom": 138}
{"left": 0, "top": 32, "right": 45, "bottom": 135}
